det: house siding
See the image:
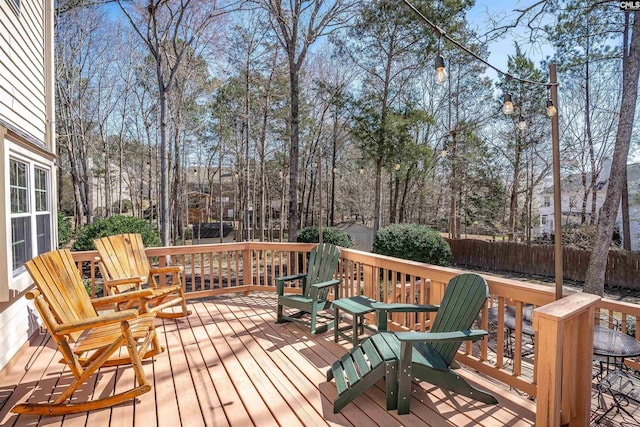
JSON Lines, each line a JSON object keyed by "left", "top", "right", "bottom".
{"left": 0, "top": 0, "right": 54, "bottom": 374}
{"left": 539, "top": 164, "right": 640, "bottom": 251}
{"left": 0, "top": 0, "right": 47, "bottom": 146}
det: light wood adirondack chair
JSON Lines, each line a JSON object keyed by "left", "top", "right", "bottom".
{"left": 12, "top": 249, "right": 163, "bottom": 416}
{"left": 276, "top": 243, "right": 341, "bottom": 334}
{"left": 328, "top": 273, "right": 498, "bottom": 414}
{"left": 95, "top": 233, "right": 191, "bottom": 318}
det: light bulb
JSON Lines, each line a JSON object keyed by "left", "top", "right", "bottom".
{"left": 502, "top": 93, "right": 514, "bottom": 115}
{"left": 546, "top": 99, "right": 557, "bottom": 117}
{"left": 440, "top": 149, "right": 447, "bottom": 158}
{"left": 518, "top": 115, "right": 526, "bottom": 131}
{"left": 394, "top": 162, "right": 401, "bottom": 171}
{"left": 359, "top": 167, "right": 364, "bottom": 175}
{"left": 435, "top": 54, "right": 447, "bottom": 85}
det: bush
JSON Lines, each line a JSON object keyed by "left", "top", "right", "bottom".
{"left": 373, "top": 223, "right": 451, "bottom": 266}
{"left": 72, "top": 215, "right": 162, "bottom": 251}
{"left": 297, "top": 226, "right": 354, "bottom": 248}
{"left": 57, "top": 212, "right": 73, "bottom": 247}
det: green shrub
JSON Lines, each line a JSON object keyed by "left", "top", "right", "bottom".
{"left": 373, "top": 223, "right": 451, "bottom": 266}
{"left": 72, "top": 215, "right": 161, "bottom": 251}
{"left": 57, "top": 212, "right": 73, "bottom": 247}
{"left": 297, "top": 226, "right": 354, "bottom": 248}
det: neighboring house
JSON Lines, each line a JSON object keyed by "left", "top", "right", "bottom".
{"left": 539, "top": 163, "right": 640, "bottom": 251}
{"left": 0, "top": 0, "right": 55, "bottom": 370}
{"left": 337, "top": 222, "right": 375, "bottom": 252}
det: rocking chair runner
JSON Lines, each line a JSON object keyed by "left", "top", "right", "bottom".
{"left": 12, "top": 249, "right": 164, "bottom": 416}
{"left": 328, "top": 273, "right": 498, "bottom": 414}
{"left": 276, "top": 243, "right": 341, "bottom": 334}
{"left": 94, "top": 233, "right": 191, "bottom": 318}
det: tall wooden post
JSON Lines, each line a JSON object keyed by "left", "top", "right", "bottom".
{"left": 549, "top": 63, "right": 563, "bottom": 300}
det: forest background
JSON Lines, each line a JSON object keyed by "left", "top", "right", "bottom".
{"left": 55, "top": 0, "right": 639, "bottom": 295}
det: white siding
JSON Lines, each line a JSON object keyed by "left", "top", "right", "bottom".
{"left": 0, "top": 0, "right": 47, "bottom": 145}
{"left": 0, "top": 294, "right": 40, "bottom": 369}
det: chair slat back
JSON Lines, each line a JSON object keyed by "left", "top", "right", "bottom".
{"left": 95, "top": 233, "right": 152, "bottom": 290}
{"left": 304, "top": 243, "right": 340, "bottom": 299}
{"left": 25, "top": 249, "right": 97, "bottom": 341}
{"left": 429, "top": 273, "right": 488, "bottom": 365}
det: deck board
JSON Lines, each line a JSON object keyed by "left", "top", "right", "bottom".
{"left": 0, "top": 293, "right": 620, "bottom": 426}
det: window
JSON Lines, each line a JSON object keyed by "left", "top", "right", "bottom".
{"left": 543, "top": 196, "right": 551, "bottom": 207}
{"left": 541, "top": 215, "right": 547, "bottom": 226}
{"left": 35, "top": 168, "right": 51, "bottom": 254}
{"left": 10, "top": 160, "right": 30, "bottom": 271}
{"left": 7, "top": 0, "right": 21, "bottom": 14}
{"left": 9, "top": 159, "right": 52, "bottom": 273}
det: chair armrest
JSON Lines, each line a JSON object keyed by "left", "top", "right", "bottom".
{"left": 373, "top": 303, "right": 439, "bottom": 331}
{"left": 150, "top": 265, "right": 184, "bottom": 274}
{"left": 309, "top": 279, "right": 341, "bottom": 300}
{"left": 104, "top": 276, "right": 146, "bottom": 288}
{"left": 275, "top": 273, "right": 307, "bottom": 296}
{"left": 53, "top": 309, "right": 141, "bottom": 334}
{"left": 275, "top": 273, "right": 307, "bottom": 282}
{"left": 396, "top": 329, "right": 488, "bottom": 343}
{"left": 91, "top": 289, "right": 155, "bottom": 308}
{"left": 372, "top": 303, "right": 439, "bottom": 313}
{"left": 311, "top": 279, "right": 341, "bottom": 290}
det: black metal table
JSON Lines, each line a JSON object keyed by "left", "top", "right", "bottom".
{"left": 593, "top": 325, "right": 640, "bottom": 373}
{"left": 487, "top": 305, "right": 535, "bottom": 357}
{"left": 487, "top": 305, "right": 535, "bottom": 336}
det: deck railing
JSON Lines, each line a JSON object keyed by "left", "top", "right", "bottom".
{"left": 72, "top": 242, "right": 634, "bottom": 426}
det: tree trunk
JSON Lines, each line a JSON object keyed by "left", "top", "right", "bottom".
{"left": 508, "top": 146, "right": 521, "bottom": 242}
{"left": 373, "top": 157, "right": 383, "bottom": 232}
{"left": 159, "top": 82, "right": 170, "bottom": 245}
{"left": 287, "top": 54, "right": 300, "bottom": 242}
{"left": 622, "top": 166, "right": 631, "bottom": 250}
{"left": 584, "top": 13, "right": 640, "bottom": 295}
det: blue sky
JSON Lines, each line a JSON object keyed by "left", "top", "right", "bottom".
{"left": 466, "top": 0, "right": 554, "bottom": 81}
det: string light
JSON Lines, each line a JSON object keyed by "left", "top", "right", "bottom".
{"left": 546, "top": 99, "right": 557, "bottom": 117}
{"left": 400, "top": 0, "right": 557, "bottom": 115}
{"left": 435, "top": 54, "right": 447, "bottom": 85}
{"left": 502, "top": 93, "right": 514, "bottom": 115}
{"left": 518, "top": 114, "right": 526, "bottom": 131}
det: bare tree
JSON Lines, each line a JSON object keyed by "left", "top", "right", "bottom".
{"left": 117, "top": 0, "right": 225, "bottom": 244}
{"left": 262, "top": 0, "right": 354, "bottom": 241}
{"left": 585, "top": 12, "right": 640, "bottom": 295}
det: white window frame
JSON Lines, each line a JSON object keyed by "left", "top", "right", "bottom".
{"left": 5, "top": 141, "right": 55, "bottom": 293}
{"left": 541, "top": 215, "right": 547, "bottom": 226}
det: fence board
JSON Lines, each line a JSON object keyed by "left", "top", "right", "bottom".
{"left": 446, "top": 239, "right": 640, "bottom": 289}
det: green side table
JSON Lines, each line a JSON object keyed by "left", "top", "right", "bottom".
{"left": 332, "top": 295, "right": 377, "bottom": 348}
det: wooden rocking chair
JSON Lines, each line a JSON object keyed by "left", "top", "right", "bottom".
{"left": 95, "top": 233, "right": 191, "bottom": 318}
{"left": 11, "top": 249, "right": 163, "bottom": 415}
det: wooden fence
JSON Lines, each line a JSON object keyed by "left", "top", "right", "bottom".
{"left": 446, "top": 239, "right": 640, "bottom": 289}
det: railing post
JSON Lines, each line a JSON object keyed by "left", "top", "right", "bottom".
{"left": 533, "top": 293, "right": 600, "bottom": 426}
{"left": 242, "top": 244, "right": 253, "bottom": 294}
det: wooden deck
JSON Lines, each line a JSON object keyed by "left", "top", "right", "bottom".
{"left": 0, "top": 293, "right": 552, "bottom": 427}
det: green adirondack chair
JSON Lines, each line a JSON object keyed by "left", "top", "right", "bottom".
{"left": 327, "top": 273, "right": 498, "bottom": 414}
{"left": 276, "top": 243, "right": 341, "bottom": 334}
